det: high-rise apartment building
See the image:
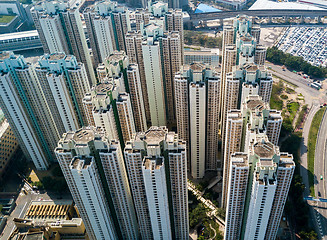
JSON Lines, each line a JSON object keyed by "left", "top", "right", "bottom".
{"left": 55, "top": 127, "right": 139, "bottom": 240}
{"left": 220, "top": 16, "right": 271, "bottom": 183}
{"left": 174, "top": 64, "right": 220, "bottom": 178}
{"left": 142, "top": 27, "right": 167, "bottom": 126}
{"left": 126, "top": 2, "right": 184, "bottom": 126}
{"left": 221, "top": 110, "right": 243, "bottom": 208}
{"left": 31, "top": 1, "right": 96, "bottom": 86}
{"left": 222, "top": 95, "right": 282, "bottom": 207}
{"left": 0, "top": 52, "right": 57, "bottom": 170}
{"left": 70, "top": 157, "right": 117, "bottom": 240}
{"left": 84, "top": 0, "right": 131, "bottom": 67}
{"left": 143, "top": 157, "right": 172, "bottom": 240}
{"left": 36, "top": 53, "right": 91, "bottom": 133}
{"left": 88, "top": 51, "right": 146, "bottom": 136}
{"left": 126, "top": 64, "right": 148, "bottom": 132}
{"left": 224, "top": 95, "right": 291, "bottom": 240}
{"left": 125, "top": 31, "right": 151, "bottom": 123}
{"left": 82, "top": 80, "right": 136, "bottom": 145}
{"left": 124, "top": 126, "right": 188, "bottom": 240}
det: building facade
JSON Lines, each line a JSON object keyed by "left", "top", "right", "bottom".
{"left": 124, "top": 126, "right": 188, "bottom": 240}
{"left": 31, "top": 1, "right": 96, "bottom": 86}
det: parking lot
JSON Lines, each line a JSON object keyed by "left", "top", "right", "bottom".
{"left": 278, "top": 27, "right": 327, "bottom": 67}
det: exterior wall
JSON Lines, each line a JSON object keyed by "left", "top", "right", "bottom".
{"left": 142, "top": 41, "right": 166, "bottom": 126}
{"left": 206, "top": 77, "right": 220, "bottom": 170}
{"left": 93, "top": 107, "right": 119, "bottom": 141}
{"left": 70, "top": 158, "right": 117, "bottom": 240}
{"left": 142, "top": 160, "right": 172, "bottom": 240}
{"left": 244, "top": 177, "right": 277, "bottom": 240}
{"left": 0, "top": 120, "right": 18, "bottom": 178}
{"left": 126, "top": 64, "right": 147, "bottom": 132}
{"left": 99, "top": 141, "right": 139, "bottom": 239}
{"left": 47, "top": 73, "right": 80, "bottom": 132}
{"left": 124, "top": 149, "right": 153, "bottom": 240}
{"left": 265, "top": 156, "right": 295, "bottom": 240}
{"left": 222, "top": 111, "right": 243, "bottom": 208}
{"left": 266, "top": 112, "right": 282, "bottom": 146}
{"left": 189, "top": 82, "right": 206, "bottom": 179}
{"left": 168, "top": 146, "right": 189, "bottom": 239}
{"left": 125, "top": 32, "right": 151, "bottom": 123}
{"left": 116, "top": 93, "right": 136, "bottom": 143}
{"left": 224, "top": 154, "right": 249, "bottom": 240}
{"left": 161, "top": 32, "right": 181, "bottom": 125}
{"left": 93, "top": 17, "right": 116, "bottom": 63}
{"left": 0, "top": 60, "right": 49, "bottom": 170}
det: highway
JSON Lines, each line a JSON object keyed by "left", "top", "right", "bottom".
{"left": 313, "top": 107, "right": 327, "bottom": 239}
{"left": 187, "top": 9, "right": 327, "bottom": 23}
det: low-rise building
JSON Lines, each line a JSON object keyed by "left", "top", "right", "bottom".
{"left": 11, "top": 200, "right": 87, "bottom": 239}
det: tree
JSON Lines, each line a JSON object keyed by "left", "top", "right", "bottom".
{"left": 189, "top": 204, "right": 209, "bottom": 228}
{"left": 299, "top": 230, "right": 318, "bottom": 240}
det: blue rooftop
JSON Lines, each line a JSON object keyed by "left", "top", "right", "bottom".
{"left": 195, "top": 4, "right": 221, "bottom": 13}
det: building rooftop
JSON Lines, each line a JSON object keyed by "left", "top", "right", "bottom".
{"left": 48, "top": 53, "right": 66, "bottom": 61}
{"left": 0, "top": 51, "right": 10, "bottom": 60}
{"left": 143, "top": 156, "right": 163, "bottom": 170}
{"left": 95, "top": 81, "right": 114, "bottom": 94}
{"left": 250, "top": 0, "right": 324, "bottom": 10}
{"left": 253, "top": 140, "right": 275, "bottom": 158}
{"left": 73, "top": 128, "right": 95, "bottom": 144}
{"left": 71, "top": 156, "right": 92, "bottom": 170}
{"left": 141, "top": 126, "right": 167, "bottom": 145}
{"left": 0, "top": 30, "right": 38, "bottom": 41}
{"left": 24, "top": 200, "right": 73, "bottom": 220}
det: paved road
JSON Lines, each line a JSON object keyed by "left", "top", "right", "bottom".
{"left": 313, "top": 108, "right": 327, "bottom": 239}
{"left": 265, "top": 62, "right": 327, "bottom": 106}
{"left": 266, "top": 62, "right": 327, "bottom": 239}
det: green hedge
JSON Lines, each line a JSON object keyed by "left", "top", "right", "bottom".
{"left": 267, "top": 47, "right": 327, "bottom": 79}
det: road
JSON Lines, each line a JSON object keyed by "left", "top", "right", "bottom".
{"left": 265, "top": 62, "right": 327, "bottom": 106}
{"left": 313, "top": 107, "right": 327, "bottom": 239}
{"left": 267, "top": 62, "right": 327, "bottom": 239}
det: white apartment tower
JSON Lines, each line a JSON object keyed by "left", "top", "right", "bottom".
{"left": 126, "top": 64, "right": 148, "bottom": 132}
{"left": 222, "top": 110, "right": 243, "bottom": 208}
{"left": 55, "top": 127, "right": 139, "bottom": 240}
{"left": 222, "top": 95, "right": 282, "bottom": 207}
{"left": 189, "top": 81, "right": 206, "bottom": 179}
{"left": 36, "top": 53, "right": 91, "bottom": 133}
{"left": 31, "top": 1, "right": 96, "bottom": 86}
{"left": 124, "top": 126, "right": 188, "bottom": 240}
{"left": 142, "top": 25, "right": 167, "bottom": 126}
{"left": 0, "top": 52, "right": 52, "bottom": 170}
{"left": 174, "top": 64, "right": 221, "bottom": 177}
{"left": 70, "top": 156, "right": 118, "bottom": 240}
{"left": 125, "top": 31, "right": 151, "bottom": 123}
{"left": 143, "top": 157, "right": 172, "bottom": 240}
{"left": 82, "top": 80, "right": 136, "bottom": 145}
{"left": 84, "top": 0, "right": 131, "bottom": 66}
{"left": 224, "top": 96, "right": 292, "bottom": 240}
{"left": 224, "top": 153, "right": 249, "bottom": 240}
{"left": 220, "top": 15, "right": 267, "bottom": 165}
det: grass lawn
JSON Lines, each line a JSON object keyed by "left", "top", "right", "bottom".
{"left": 270, "top": 84, "right": 283, "bottom": 110}
{"left": 308, "top": 107, "right": 326, "bottom": 196}
{"left": 0, "top": 15, "right": 16, "bottom": 23}
{"left": 287, "top": 102, "right": 300, "bottom": 123}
